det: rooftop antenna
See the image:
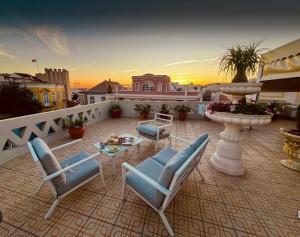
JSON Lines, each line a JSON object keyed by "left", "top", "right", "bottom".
{"left": 32, "top": 59, "right": 40, "bottom": 74}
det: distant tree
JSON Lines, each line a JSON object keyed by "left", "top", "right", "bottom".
{"left": 107, "top": 78, "right": 113, "bottom": 94}
{"left": 71, "top": 92, "right": 79, "bottom": 102}
{"left": 0, "top": 82, "right": 42, "bottom": 116}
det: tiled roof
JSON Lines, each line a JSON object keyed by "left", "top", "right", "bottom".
{"left": 88, "top": 80, "right": 126, "bottom": 92}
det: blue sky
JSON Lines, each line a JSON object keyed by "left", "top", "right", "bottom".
{"left": 0, "top": 0, "right": 300, "bottom": 87}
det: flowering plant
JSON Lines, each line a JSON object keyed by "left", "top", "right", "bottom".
{"left": 174, "top": 104, "right": 192, "bottom": 113}
{"left": 207, "top": 101, "right": 271, "bottom": 115}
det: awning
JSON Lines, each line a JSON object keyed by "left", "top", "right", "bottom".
{"left": 261, "top": 77, "right": 300, "bottom": 92}
{"left": 260, "top": 38, "right": 300, "bottom": 81}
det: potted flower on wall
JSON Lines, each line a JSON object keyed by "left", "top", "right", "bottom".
{"left": 111, "top": 103, "right": 122, "bottom": 118}
{"left": 65, "top": 115, "right": 88, "bottom": 139}
{"left": 159, "top": 104, "right": 170, "bottom": 119}
{"left": 175, "top": 105, "right": 191, "bottom": 121}
{"left": 134, "top": 104, "right": 151, "bottom": 120}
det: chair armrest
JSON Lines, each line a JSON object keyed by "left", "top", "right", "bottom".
{"left": 169, "top": 135, "right": 191, "bottom": 144}
{"left": 157, "top": 124, "right": 174, "bottom": 130}
{"left": 122, "top": 162, "right": 170, "bottom": 196}
{"left": 51, "top": 139, "right": 82, "bottom": 152}
{"left": 138, "top": 120, "right": 155, "bottom": 126}
{"left": 44, "top": 152, "right": 100, "bottom": 181}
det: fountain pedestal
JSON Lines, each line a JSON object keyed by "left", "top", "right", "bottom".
{"left": 210, "top": 123, "right": 243, "bottom": 175}
{"left": 205, "top": 82, "right": 272, "bottom": 176}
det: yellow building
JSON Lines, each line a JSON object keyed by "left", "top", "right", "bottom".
{"left": 22, "top": 83, "right": 66, "bottom": 111}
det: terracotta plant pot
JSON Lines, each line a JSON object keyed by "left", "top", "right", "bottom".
{"left": 140, "top": 111, "right": 149, "bottom": 120}
{"left": 111, "top": 108, "right": 122, "bottom": 118}
{"left": 178, "top": 112, "right": 187, "bottom": 121}
{"left": 68, "top": 127, "right": 86, "bottom": 139}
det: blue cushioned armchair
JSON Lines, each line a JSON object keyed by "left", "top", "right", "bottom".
{"left": 136, "top": 113, "right": 173, "bottom": 151}
{"left": 27, "top": 138, "right": 105, "bottom": 219}
{"left": 122, "top": 133, "right": 209, "bottom": 236}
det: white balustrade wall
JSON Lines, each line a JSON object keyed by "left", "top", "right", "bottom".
{"left": 117, "top": 100, "right": 205, "bottom": 119}
{"left": 0, "top": 100, "right": 207, "bottom": 164}
{"left": 0, "top": 101, "right": 112, "bottom": 164}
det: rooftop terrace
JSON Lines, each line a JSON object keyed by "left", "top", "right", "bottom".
{"left": 0, "top": 115, "right": 299, "bottom": 237}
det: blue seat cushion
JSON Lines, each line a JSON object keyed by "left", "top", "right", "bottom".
{"left": 152, "top": 147, "right": 178, "bottom": 166}
{"left": 57, "top": 151, "right": 99, "bottom": 195}
{"left": 31, "top": 138, "right": 66, "bottom": 188}
{"left": 136, "top": 124, "right": 165, "bottom": 136}
{"left": 126, "top": 158, "right": 165, "bottom": 209}
{"left": 138, "top": 132, "right": 170, "bottom": 140}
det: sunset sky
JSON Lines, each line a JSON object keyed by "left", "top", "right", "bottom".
{"left": 1, "top": 0, "right": 300, "bottom": 88}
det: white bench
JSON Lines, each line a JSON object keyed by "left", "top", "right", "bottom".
{"left": 122, "top": 133, "right": 209, "bottom": 236}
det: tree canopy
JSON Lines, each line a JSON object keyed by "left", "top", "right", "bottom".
{"left": 0, "top": 83, "right": 42, "bottom": 116}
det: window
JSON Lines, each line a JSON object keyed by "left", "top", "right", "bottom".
{"left": 32, "top": 93, "right": 38, "bottom": 101}
{"left": 90, "top": 96, "right": 95, "bottom": 104}
{"left": 43, "top": 92, "right": 50, "bottom": 106}
{"left": 135, "top": 82, "right": 140, "bottom": 91}
{"left": 142, "top": 81, "right": 154, "bottom": 91}
{"left": 157, "top": 83, "right": 162, "bottom": 91}
{"left": 52, "top": 92, "right": 56, "bottom": 102}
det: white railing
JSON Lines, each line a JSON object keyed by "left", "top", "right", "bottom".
{"left": 0, "top": 100, "right": 112, "bottom": 164}
{"left": 0, "top": 100, "right": 207, "bottom": 165}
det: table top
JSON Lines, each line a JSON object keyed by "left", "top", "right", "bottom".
{"left": 94, "top": 133, "right": 144, "bottom": 157}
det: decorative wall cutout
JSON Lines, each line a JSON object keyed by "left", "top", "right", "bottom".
{"left": 36, "top": 122, "right": 46, "bottom": 132}
{"left": 29, "top": 132, "right": 38, "bottom": 141}
{"left": 3, "top": 139, "right": 17, "bottom": 151}
{"left": 12, "top": 127, "right": 26, "bottom": 138}
{"left": 48, "top": 127, "right": 55, "bottom": 135}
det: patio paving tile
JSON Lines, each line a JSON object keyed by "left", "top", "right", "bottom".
{"left": 0, "top": 118, "right": 299, "bottom": 237}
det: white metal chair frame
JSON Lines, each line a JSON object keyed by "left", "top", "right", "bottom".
{"left": 137, "top": 113, "right": 174, "bottom": 151}
{"left": 122, "top": 135, "right": 209, "bottom": 236}
{"left": 27, "top": 139, "right": 106, "bottom": 219}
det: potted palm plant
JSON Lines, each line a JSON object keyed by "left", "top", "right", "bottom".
{"left": 111, "top": 103, "right": 122, "bottom": 118}
{"left": 134, "top": 104, "right": 151, "bottom": 120}
{"left": 175, "top": 105, "right": 191, "bottom": 121}
{"left": 65, "top": 115, "right": 88, "bottom": 139}
{"left": 220, "top": 42, "right": 262, "bottom": 83}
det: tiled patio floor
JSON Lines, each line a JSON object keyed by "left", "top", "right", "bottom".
{"left": 0, "top": 118, "right": 299, "bottom": 236}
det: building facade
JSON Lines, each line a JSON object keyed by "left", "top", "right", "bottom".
{"left": 36, "top": 68, "right": 71, "bottom": 100}
{"left": 132, "top": 74, "right": 170, "bottom": 92}
{"left": 79, "top": 79, "right": 126, "bottom": 104}
{"left": 21, "top": 83, "right": 65, "bottom": 111}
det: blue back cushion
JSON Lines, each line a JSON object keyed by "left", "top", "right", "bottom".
{"left": 157, "top": 145, "right": 194, "bottom": 190}
{"left": 31, "top": 138, "right": 66, "bottom": 188}
{"left": 190, "top": 134, "right": 209, "bottom": 150}
{"left": 156, "top": 133, "right": 209, "bottom": 190}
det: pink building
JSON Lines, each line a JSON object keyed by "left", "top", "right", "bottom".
{"left": 116, "top": 73, "right": 202, "bottom": 101}
{"left": 132, "top": 74, "right": 170, "bottom": 92}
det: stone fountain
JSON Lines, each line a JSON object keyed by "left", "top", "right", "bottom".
{"left": 205, "top": 83, "right": 272, "bottom": 176}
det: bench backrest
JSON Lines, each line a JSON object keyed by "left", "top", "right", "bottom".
{"left": 162, "top": 136, "right": 209, "bottom": 207}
